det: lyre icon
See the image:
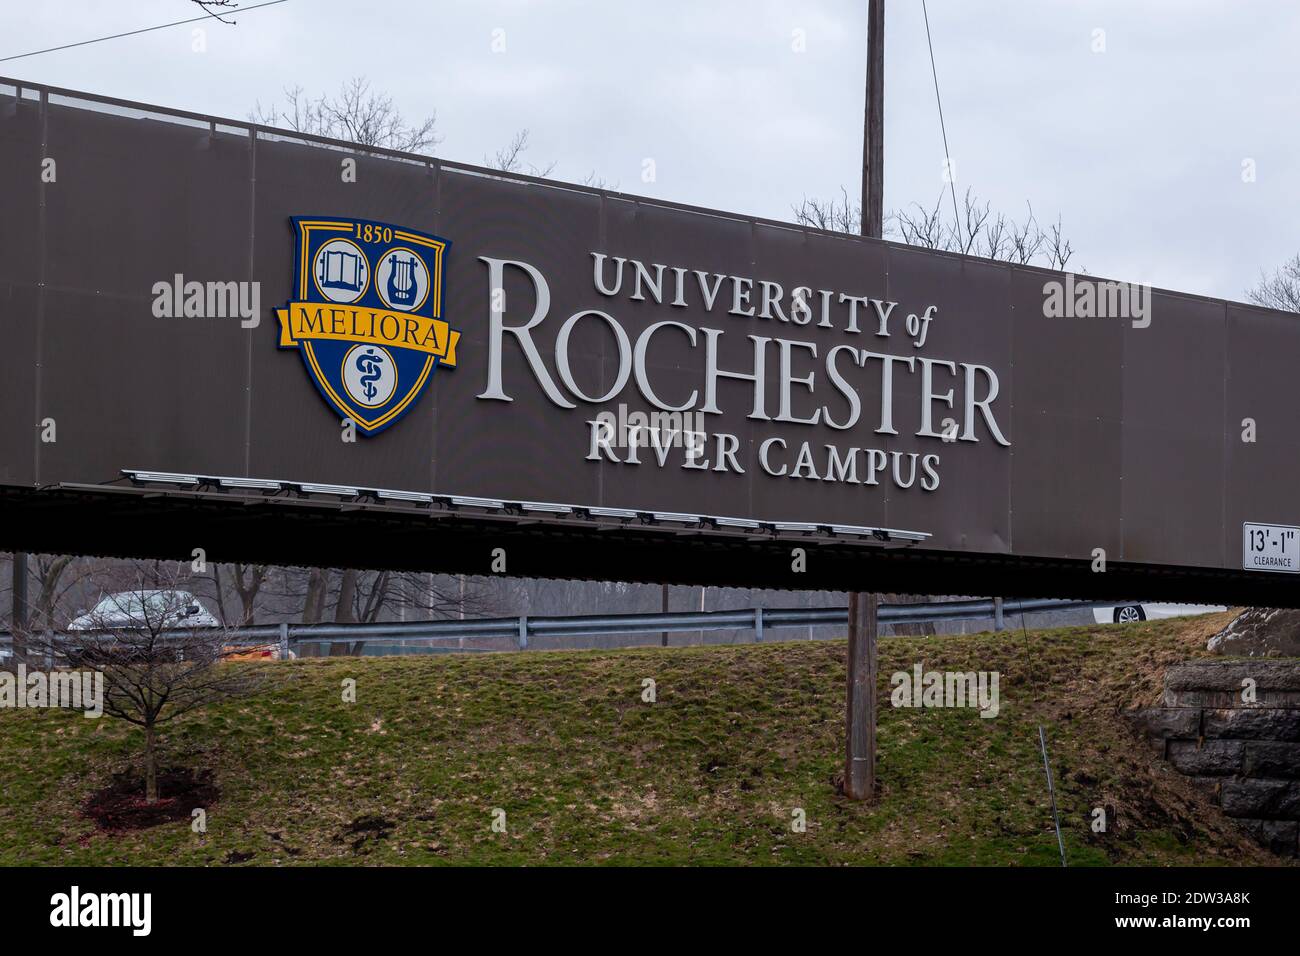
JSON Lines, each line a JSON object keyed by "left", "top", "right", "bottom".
{"left": 386, "top": 254, "right": 420, "bottom": 307}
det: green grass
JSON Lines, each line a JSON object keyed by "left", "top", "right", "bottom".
{"left": 0, "top": 612, "right": 1287, "bottom": 866}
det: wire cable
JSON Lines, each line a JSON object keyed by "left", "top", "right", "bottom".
{"left": 0, "top": 0, "right": 289, "bottom": 64}
{"left": 921, "top": 0, "right": 963, "bottom": 244}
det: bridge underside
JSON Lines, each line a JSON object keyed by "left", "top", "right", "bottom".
{"left": 1, "top": 485, "right": 1296, "bottom": 608}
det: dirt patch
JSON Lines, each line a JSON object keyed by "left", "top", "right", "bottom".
{"left": 339, "top": 814, "right": 395, "bottom": 852}
{"left": 82, "top": 767, "right": 219, "bottom": 833}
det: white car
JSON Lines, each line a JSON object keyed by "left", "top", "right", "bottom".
{"left": 1093, "top": 603, "right": 1228, "bottom": 625}
{"left": 68, "top": 590, "right": 221, "bottom": 631}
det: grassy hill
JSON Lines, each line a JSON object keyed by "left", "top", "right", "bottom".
{"left": 0, "top": 612, "right": 1287, "bottom": 866}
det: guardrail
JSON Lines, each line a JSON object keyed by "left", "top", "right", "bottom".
{"left": 0, "top": 597, "right": 1132, "bottom": 657}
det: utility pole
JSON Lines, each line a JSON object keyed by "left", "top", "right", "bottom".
{"left": 861, "top": 0, "right": 885, "bottom": 239}
{"left": 845, "top": 0, "right": 884, "bottom": 802}
{"left": 845, "top": 592, "right": 878, "bottom": 800}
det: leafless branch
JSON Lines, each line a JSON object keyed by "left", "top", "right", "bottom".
{"left": 251, "top": 77, "right": 440, "bottom": 154}
{"left": 190, "top": 0, "right": 240, "bottom": 25}
{"left": 793, "top": 185, "right": 1079, "bottom": 271}
{"left": 1247, "top": 253, "right": 1300, "bottom": 312}
{"left": 486, "top": 129, "right": 557, "bottom": 177}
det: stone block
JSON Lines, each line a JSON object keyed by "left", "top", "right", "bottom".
{"left": 1243, "top": 742, "right": 1300, "bottom": 779}
{"left": 1127, "top": 706, "right": 1200, "bottom": 739}
{"left": 1237, "top": 818, "right": 1299, "bottom": 856}
{"left": 1260, "top": 819, "right": 1299, "bottom": 856}
{"left": 1167, "top": 739, "right": 1244, "bottom": 776}
{"left": 1203, "top": 708, "right": 1300, "bottom": 741}
{"left": 1165, "top": 660, "right": 1300, "bottom": 693}
{"left": 1220, "top": 778, "right": 1300, "bottom": 820}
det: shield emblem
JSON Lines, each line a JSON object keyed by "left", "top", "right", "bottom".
{"left": 276, "top": 217, "right": 458, "bottom": 435}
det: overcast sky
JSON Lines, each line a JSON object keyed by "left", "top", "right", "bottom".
{"left": 2, "top": 0, "right": 1295, "bottom": 301}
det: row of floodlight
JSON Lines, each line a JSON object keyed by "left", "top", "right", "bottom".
{"left": 120, "top": 469, "right": 930, "bottom": 543}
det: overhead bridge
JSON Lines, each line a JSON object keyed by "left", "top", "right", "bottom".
{"left": 2, "top": 77, "right": 1298, "bottom": 606}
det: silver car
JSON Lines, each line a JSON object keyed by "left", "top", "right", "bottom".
{"left": 67, "top": 590, "right": 221, "bottom": 631}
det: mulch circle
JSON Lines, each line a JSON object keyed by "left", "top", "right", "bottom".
{"left": 81, "top": 767, "right": 220, "bottom": 833}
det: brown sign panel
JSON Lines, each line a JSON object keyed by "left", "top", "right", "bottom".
{"left": 2, "top": 83, "right": 1298, "bottom": 590}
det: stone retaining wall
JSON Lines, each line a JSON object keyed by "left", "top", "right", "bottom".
{"left": 1130, "top": 660, "right": 1300, "bottom": 857}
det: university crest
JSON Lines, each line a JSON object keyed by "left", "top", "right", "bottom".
{"left": 277, "top": 217, "right": 458, "bottom": 435}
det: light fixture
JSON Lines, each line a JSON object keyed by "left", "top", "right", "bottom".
{"left": 772, "top": 521, "right": 819, "bottom": 533}
{"left": 215, "top": 476, "right": 283, "bottom": 491}
{"left": 714, "top": 516, "right": 761, "bottom": 529}
{"left": 450, "top": 495, "right": 505, "bottom": 509}
{"left": 374, "top": 489, "right": 434, "bottom": 503}
{"left": 516, "top": 501, "right": 573, "bottom": 514}
{"left": 118, "top": 469, "right": 932, "bottom": 541}
{"left": 122, "top": 469, "right": 199, "bottom": 486}
{"left": 586, "top": 506, "right": 638, "bottom": 519}
{"left": 651, "top": 511, "right": 699, "bottom": 524}
{"left": 880, "top": 527, "right": 929, "bottom": 541}
{"left": 296, "top": 482, "right": 359, "bottom": 497}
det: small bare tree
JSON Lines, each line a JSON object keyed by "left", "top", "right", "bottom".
{"left": 1247, "top": 253, "right": 1300, "bottom": 312}
{"left": 249, "top": 82, "right": 601, "bottom": 186}
{"left": 791, "top": 186, "right": 861, "bottom": 234}
{"left": 793, "top": 186, "right": 1075, "bottom": 270}
{"left": 385, "top": 572, "right": 497, "bottom": 621}
{"left": 485, "top": 128, "right": 557, "bottom": 178}
{"left": 34, "top": 565, "right": 264, "bottom": 803}
{"left": 252, "top": 77, "right": 441, "bottom": 153}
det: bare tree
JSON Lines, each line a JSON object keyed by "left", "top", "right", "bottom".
{"left": 317, "top": 570, "right": 499, "bottom": 655}
{"left": 793, "top": 186, "right": 1075, "bottom": 270}
{"left": 249, "top": 81, "right": 600, "bottom": 189}
{"left": 486, "top": 128, "right": 557, "bottom": 178}
{"left": 300, "top": 568, "right": 329, "bottom": 624}
{"left": 252, "top": 77, "right": 440, "bottom": 154}
{"left": 207, "top": 562, "right": 266, "bottom": 625}
{"left": 791, "top": 186, "right": 861, "bottom": 234}
{"left": 1247, "top": 254, "right": 1300, "bottom": 312}
{"left": 30, "top": 554, "right": 85, "bottom": 634}
{"left": 33, "top": 564, "right": 264, "bottom": 803}
{"left": 2, "top": 555, "right": 106, "bottom": 659}
{"left": 486, "top": 131, "right": 607, "bottom": 187}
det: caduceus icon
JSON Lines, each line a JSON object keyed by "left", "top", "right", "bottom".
{"left": 354, "top": 347, "right": 386, "bottom": 402}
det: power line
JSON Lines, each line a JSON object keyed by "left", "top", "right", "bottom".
{"left": 0, "top": 0, "right": 289, "bottom": 64}
{"left": 920, "top": 0, "right": 963, "bottom": 244}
